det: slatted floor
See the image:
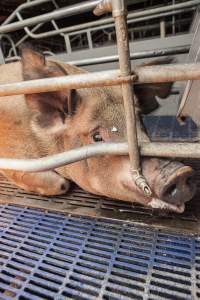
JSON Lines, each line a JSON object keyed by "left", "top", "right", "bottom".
{"left": 0, "top": 205, "right": 199, "bottom": 300}
{"left": 0, "top": 171, "right": 200, "bottom": 235}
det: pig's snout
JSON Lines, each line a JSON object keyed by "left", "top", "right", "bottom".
{"left": 152, "top": 162, "right": 196, "bottom": 207}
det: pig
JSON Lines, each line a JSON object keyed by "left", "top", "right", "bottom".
{"left": 0, "top": 46, "right": 196, "bottom": 213}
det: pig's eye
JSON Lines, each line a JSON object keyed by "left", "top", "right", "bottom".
{"left": 92, "top": 131, "right": 104, "bottom": 142}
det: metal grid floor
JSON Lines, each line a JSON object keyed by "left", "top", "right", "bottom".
{"left": 0, "top": 204, "right": 199, "bottom": 300}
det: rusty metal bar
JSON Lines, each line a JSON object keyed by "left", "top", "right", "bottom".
{"left": 1, "top": 63, "right": 200, "bottom": 97}
{"left": 0, "top": 70, "right": 134, "bottom": 97}
{"left": 135, "top": 62, "right": 200, "bottom": 83}
{"left": 109, "top": 0, "right": 152, "bottom": 197}
{"left": 0, "top": 142, "right": 199, "bottom": 172}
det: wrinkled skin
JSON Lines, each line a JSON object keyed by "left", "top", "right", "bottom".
{"left": 0, "top": 47, "right": 196, "bottom": 213}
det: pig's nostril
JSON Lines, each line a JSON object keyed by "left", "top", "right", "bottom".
{"left": 164, "top": 183, "right": 177, "bottom": 198}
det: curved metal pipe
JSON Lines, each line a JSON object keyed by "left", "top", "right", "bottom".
{"left": 0, "top": 142, "right": 199, "bottom": 172}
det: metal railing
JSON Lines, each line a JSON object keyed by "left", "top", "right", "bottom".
{"left": 0, "top": 0, "right": 200, "bottom": 197}
{"left": 0, "top": 0, "right": 198, "bottom": 61}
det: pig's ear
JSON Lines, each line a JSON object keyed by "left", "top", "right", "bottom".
{"left": 135, "top": 57, "right": 174, "bottom": 114}
{"left": 20, "top": 45, "right": 46, "bottom": 80}
{"left": 21, "top": 46, "right": 79, "bottom": 134}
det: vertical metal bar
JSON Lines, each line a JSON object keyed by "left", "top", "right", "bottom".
{"left": 160, "top": 18, "right": 166, "bottom": 38}
{"left": 172, "top": 0, "right": 176, "bottom": 35}
{"left": 111, "top": 0, "right": 152, "bottom": 196}
{"left": 87, "top": 30, "right": 93, "bottom": 49}
{"left": 64, "top": 34, "right": 72, "bottom": 53}
{"left": 0, "top": 42, "right": 5, "bottom": 64}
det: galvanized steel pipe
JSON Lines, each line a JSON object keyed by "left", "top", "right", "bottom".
{"left": 68, "top": 46, "right": 189, "bottom": 67}
{"left": 5, "top": 45, "right": 189, "bottom": 65}
{"left": 23, "top": 6, "right": 195, "bottom": 39}
{"left": 0, "top": 142, "right": 200, "bottom": 172}
{"left": 0, "top": 0, "right": 101, "bottom": 34}
{"left": 0, "top": 0, "right": 198, "bottom": 34}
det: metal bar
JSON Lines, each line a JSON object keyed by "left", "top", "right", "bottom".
{"left": 68, "top": 45, "right": 190, "bottom": 67}
{"left": 0, "top": 44, "right": 5, "bottom": 64}
{"left": 0, "top": 142, "right": 199, "bottom": 172}
{"left": 0, "top": 70, "right": 135, "bottom": 97}
{"left": 0, "top": 34, "right": 18, "bottom": 57}
{"left": 4, "top": 45, "right": 190, "bottom": 64}
{"left": 15, "top": 5, "right": 196, "bottom": 40}
{"left": 111, "top": 0, "right": 151, "bottom": 196}
{"left": 1, "top": 0, "right": 50, "bottom": 26}
{"left": 134, "top": 62, "right": 200, "bottom": 83}
{"left": 0, "top": 0, "right": 198, "bottom": 36}
{"left": 0, "top": 62, "right": 199, "bottom": 99}
{"left": 160, "top": 19, "right": 166, "bottom": 38}
{"left": 0, "top": 0, "right": 101, "bottom": 34}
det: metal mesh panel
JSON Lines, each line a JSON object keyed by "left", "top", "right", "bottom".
{"left": 0, "top": 204, "right": 199, "bottom": 300}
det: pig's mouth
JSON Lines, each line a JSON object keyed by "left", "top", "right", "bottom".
{"left": 147, "top": 198, "right": 185, "bottom": 213}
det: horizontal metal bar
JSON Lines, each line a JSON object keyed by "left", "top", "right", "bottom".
{"left": 134, "top": 62, "right": 200, "bottom": 83}
{"left": 4, "top": 45, "right": 190, "bottom": 64}
{"left": 5, "top": 45, "right": 190, "bottom": 66}
{"left": 0, "top": 70, "right": 135, "bottom": 96}
{"left": 0, "top": 0, "right": 101, "bottom": 34}
{"left": 1, "top": 0, "right": 50, "bottom": 26}
{"left": 0, "top": 142, "right": 199, "bottom": 172}
{"left": 22, "top": 6, "right": 195, "bottom": 39}
{"left": 0, "top": 63, "right": 200, "bottom": 97}
{"left": 65, "top": 7, "right": 195, "bottom": 38}
{"left": 68, "top": 46, "right": 190, "bottom": 67}
{"left": 0, "top": 0, "right": 198, "bottom": 35}
{"left": 127, "top": 0, "right": 200, "bottom": 20}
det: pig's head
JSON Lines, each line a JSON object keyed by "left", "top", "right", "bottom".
{"left": 21, "top": 47, "right": 196, "bottom": 213}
